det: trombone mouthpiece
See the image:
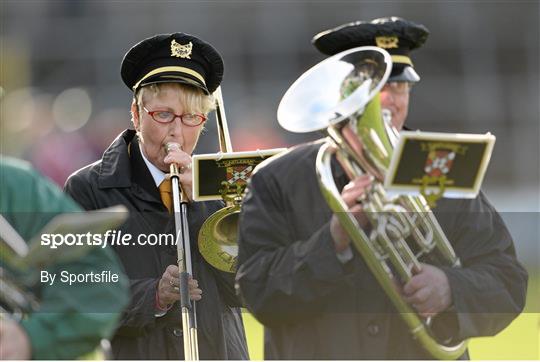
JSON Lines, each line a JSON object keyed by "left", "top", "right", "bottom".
{"left": 165, "top": 142, "right": 181, "bottom": 177}
{"left": 165, "top": 142, "right": 181, "bottom": 154}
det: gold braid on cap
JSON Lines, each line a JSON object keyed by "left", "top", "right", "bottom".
{"left": 132, "top": 66, "right": 206, "bottom": 90}
{"left": 391, "top": 55, "right": 413, "bottom": 67}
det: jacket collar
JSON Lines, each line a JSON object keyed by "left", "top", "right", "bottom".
{"left": 97, "top": 129, "right": 135, "bottom": 189}
{"left": 97, "top": 129, "right": 166, "bottom": 209}
{"left": 129, "top": 135, "right": 162, "bottom": 202}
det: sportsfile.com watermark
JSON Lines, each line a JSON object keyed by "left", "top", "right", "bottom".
{"left": 40, "top": 230, "right": 180, "bottom": 249}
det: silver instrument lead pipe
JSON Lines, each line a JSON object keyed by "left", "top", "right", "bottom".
{"left": 166, "top": 142, "right": 199, "bottom": 360}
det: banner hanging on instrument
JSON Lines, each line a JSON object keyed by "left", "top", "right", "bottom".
{"left": 192, "top": 148, "right": 286, "bottom": 201}
{"left": 384, "top": 131, "right": 495, "bottom": 205}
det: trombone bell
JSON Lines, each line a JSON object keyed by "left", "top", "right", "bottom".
{"left": 198, "top": 204, "right": 240, "bottom": 273}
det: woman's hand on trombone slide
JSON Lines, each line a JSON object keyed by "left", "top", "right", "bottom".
{"left": 157, "top": 265, "right": 202, "bottom": 309}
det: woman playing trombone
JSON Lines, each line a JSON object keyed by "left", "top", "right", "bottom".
{"left": 65, "top": 33, "right": 248, "bottom": 360}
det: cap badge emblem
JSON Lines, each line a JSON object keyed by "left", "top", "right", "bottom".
{"left": 375, "top": 36, "right": 399, "bottom": 49}
{"left": 171, "top": 39, "right": 193, "bottom": 59}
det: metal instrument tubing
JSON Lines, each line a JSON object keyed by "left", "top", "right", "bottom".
{"left": 214, "top": 86, "right": 233, "bottom": 153}
{"left": 172, "top": 176, "right": 185, "bottom": 269}
{"left": 317, "top": 141, "right": 467, "bottom": 359}
{"left": 190, "top": 328, "right": 199, "bottom": 360}
{"left": 169, "top": 163, "right": 199, "bottom": 360}
{"left": 181, "top": 310, "right": 192, "bottom": 359}
{"left": 180, "top": 202, "right": 193, "bottom": 275}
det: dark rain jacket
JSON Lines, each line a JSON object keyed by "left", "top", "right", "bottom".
{"left": 236, "top": 140, "right": 528, "bottom": 360}
{"left": 64, "top": 129, "right": 248, "bottom": 360}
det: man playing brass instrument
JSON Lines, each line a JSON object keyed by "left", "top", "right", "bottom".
{"left": 65, "top": 33, "right": 248, "bottom": 360}
{"left": 236, "top": 17, "right": 527, "bottom": 359}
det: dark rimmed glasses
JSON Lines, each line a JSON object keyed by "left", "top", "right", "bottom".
{"left": 142, "top": 106, "right": 207, "bottom": 127}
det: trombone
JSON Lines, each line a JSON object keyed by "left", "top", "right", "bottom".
{"left": 167, "top": 144, "right": 199, "bottom": 361}
{"left": 195, "top": 87, "right": 284, "bottom": 273}
{"left": 166, "top": 85, "right": 232, "bottom": 360}
{"left": 196, "top": 87, "right": 243, "bottom": 273}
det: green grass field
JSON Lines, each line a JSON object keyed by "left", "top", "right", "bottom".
{"left": 468, "top": 274, "right": 539, "bottom": 360}
{"left": 242, "top": 277, "right": 539, "bottom": 360}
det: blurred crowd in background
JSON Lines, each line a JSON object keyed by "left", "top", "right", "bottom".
{"left": 0, "top": 1, "right": 538, "bottom": 274}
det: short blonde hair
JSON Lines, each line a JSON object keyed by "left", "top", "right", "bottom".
{"left": 134, "top": 82, "right": 216, "bottom": 115}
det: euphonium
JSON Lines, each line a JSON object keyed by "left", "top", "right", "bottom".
{"left": 277, "top": 46, "right": 467, "bottom": 359}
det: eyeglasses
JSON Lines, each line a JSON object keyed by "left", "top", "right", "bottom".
{"left": 382, "top": 82, "right": 413, "bottom": 95}
{"left": 142, "top": 106, "right": 207, "bottom": 127}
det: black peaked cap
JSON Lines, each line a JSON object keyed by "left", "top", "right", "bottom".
{"left": 121, "top": 32, "right": 224, "bottom": 94}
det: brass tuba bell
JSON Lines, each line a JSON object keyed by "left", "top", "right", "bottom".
{"left": 277, "top": 46, "right": 468, "bottom": 359}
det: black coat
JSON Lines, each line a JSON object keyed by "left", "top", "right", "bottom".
{"left": 236, "top": 140, "right": 528, "bottom": 360}
{"left": 65, "top": 129, "right": 248, "bottom": 360}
